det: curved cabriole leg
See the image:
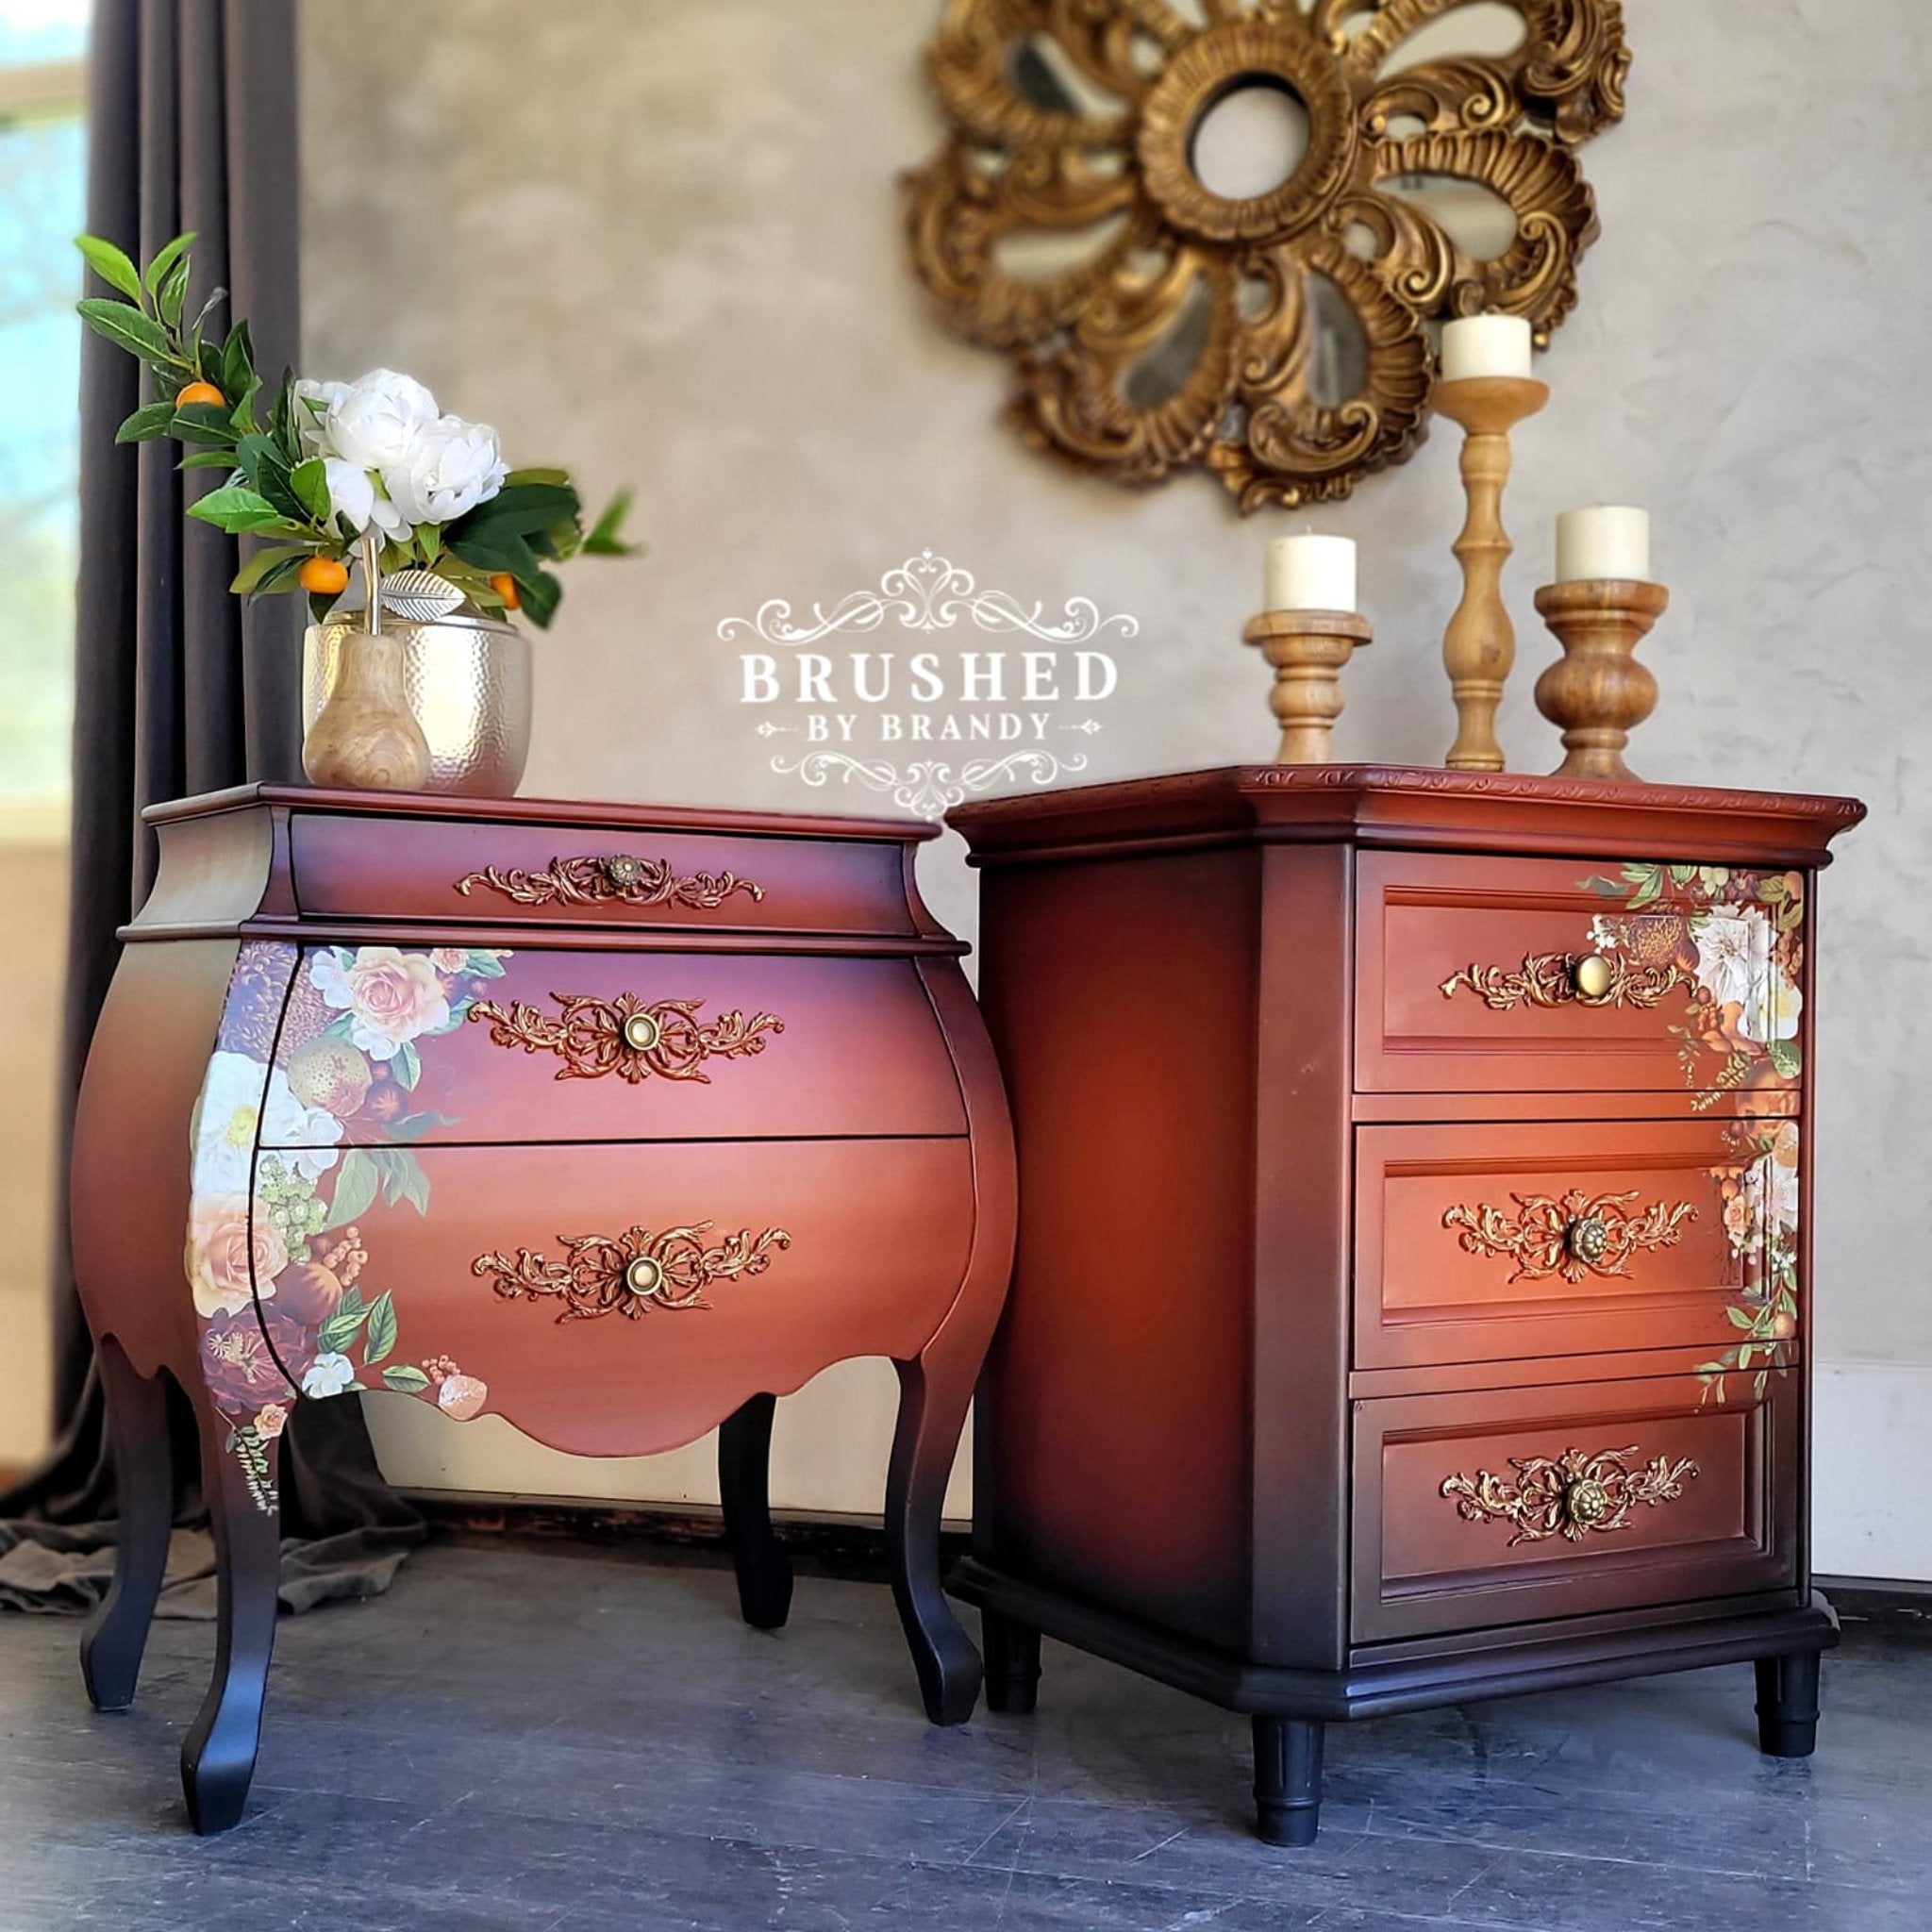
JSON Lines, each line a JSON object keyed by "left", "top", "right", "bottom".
{"left": 1755, "top": 1651, "right": 1822, "bottom": 1758}
{"left": 181, "top": 1405, "right": 283, "bottom": 1834}
{"left": 982, "top": 1608, "right": 1041, "bottom": 1715}
{"left": 79, "top": 1340, "right": 175, "bottom": 1711}
{"left": 719, "top": 1392, "right": 792, "bottom": 1631}
{"left": 1253, "top": 1715, "right": 1324, "bottom": 1846}
{"left": 886, "top": 1332, "right": 983, "bottom": 1725}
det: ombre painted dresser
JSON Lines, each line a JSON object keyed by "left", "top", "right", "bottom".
{"left": 949, "top": 765, "right": 1863, "bottom": 1845}
{"left": 70, "top": 785, "right": 1014, "bottom": 1832}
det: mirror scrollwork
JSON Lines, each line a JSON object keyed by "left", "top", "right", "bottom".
{"left": 906, "top": 0, "right": 1629, "bottom": 510}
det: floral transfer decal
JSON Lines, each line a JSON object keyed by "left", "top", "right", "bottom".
{"left": 1583, "top": 863, "right": 1806, "bottom": 1103}
{"left": 186, "top": 941, "right": 508, "bottom": 1511}
{"left": 1581, "top": 863, "right": 1807, "bottom": 1405}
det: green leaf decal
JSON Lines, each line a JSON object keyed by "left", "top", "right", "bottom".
{"left": 362, "top": 1291, "right": 398, "bottom": 1366}
{"left": 380, "top": 1365, "right": 431, "bottom": 1393}
{"left": 323, "top": 1148, "right": 381, "bottom": 1229}
{"left": 391, "top": 1041, "right": 421, "bottom": 1091}
{"left": 319, "top": 1297, "right": 374, "bottom": 1354}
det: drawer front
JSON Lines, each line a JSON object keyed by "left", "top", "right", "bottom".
{"left": 263, "top": 944, "right": 965, "bottom": 1145}
{"left": 1356, "top": 1117, "right": 1799, "bottom": 1373}
{"left": 236, "top": 1138, "right": 976, "bottom": 1457}
{"left": 290, "top": 810, "right": 921, "bottom": 938}
{"left": 1351, "top": 1374, "right": 1798, "bottom": 1643}
{"left": 1356, "top": 851, "right": 1808, "bottom": 1097}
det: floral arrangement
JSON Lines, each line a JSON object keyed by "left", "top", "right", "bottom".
{"left": 75, "top": 231, "right": 632, "bottom": 625}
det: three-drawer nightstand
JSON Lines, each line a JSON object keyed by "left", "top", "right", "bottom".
{"left": 948, "top": 765, "right": 1863, "bottom": 1845}
{"left": 70, "top": 786, "right": 1014, "bottom": 1831}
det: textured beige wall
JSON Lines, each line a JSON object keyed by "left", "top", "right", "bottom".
{"left": 301, "top": 2, "right": 1932, "bottom": 1563}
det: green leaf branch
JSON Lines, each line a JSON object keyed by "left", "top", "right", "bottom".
{"left": 75, "top": 230, "right": 637, "bottom": 625}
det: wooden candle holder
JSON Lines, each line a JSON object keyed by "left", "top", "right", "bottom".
{"left": 1433, "top": 374, "right": 1549, "bottom": 772}
{"left": 1532, "top": 577, "right": 1670, "bottom": 781}
{"left": 1242, "top": 609, "right": 1374, "bottom": 765}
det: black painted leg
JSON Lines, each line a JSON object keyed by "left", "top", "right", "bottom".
{"left": 79, "top": 1340, "right": 174, "bottom": 1712}
{"left": 181, "top": 1406, "right": 282, "bottom": 1834}
{"left": 718, "top": 1392, "right": 792, "bottom": 1631}
{"left": 1253, "top": 1715, "right": 1324, "bottom": 1846}
{"left": 885, "top": 1339, "right": 982, "bottom": 1725}
{"left": 1755, "top": 1651, "right": 1822, "bottom": 1758}
{"left": 982, "top": 1609, "right": 1041, "bottom": 1715}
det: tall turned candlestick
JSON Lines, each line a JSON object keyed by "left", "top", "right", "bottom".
{"left": 1433, "top": 374, "right": 1549, "bottom": 772}
{"left": 1242, "top": 608, "right": 1373, "bottom": 764}
{"left": 1533, "top": 578, "right": 1669, "bottom": 781}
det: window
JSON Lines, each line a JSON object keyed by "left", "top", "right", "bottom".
{"left": 0, "top": 0, "right": 87, "bottom": 833}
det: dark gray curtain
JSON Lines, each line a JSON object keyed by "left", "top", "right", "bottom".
{"left": 0, "top": 0, "right": 424, "bottom": 1603}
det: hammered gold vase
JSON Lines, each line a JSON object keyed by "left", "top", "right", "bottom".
{"left": 303, "top": 608, "right": 531, "bottom": 796}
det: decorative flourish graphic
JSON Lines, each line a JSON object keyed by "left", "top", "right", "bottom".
{"left": 906, "top": 1, "right": 1626, "bottom": 508}
{"left": 1443, "top": 1188, "right": 1697, "bottom": 1285}
{"left": 1441, "top": 1445, "right": 1698, "bottom": 1546}
{"left": 719, "top": 548, "right": 1139, "bottom": 647}
{"left": 1698, "top": 1118, "right": 1800, "bottom": 1406}
{"left": 455, "top": 852, "right": 765, "bottom": 912}
{"left": 1439, "top": 949, "right": 1693, "bottom": 1011}
{"left": 773, "top": 749, "right": 1089, "bottom": 820}
{"left": 469, "top": 991, "right": 784, "bottom": 1085}
{"left": 474, "top": 1223, "right": 792, "bottom": 1324}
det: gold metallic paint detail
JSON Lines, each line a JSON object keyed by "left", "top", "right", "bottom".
{"left": 1440, "top": 1444, "right": 1698, "bottom": 1546}
{"left": 474, "top": 1223, "right": 792, "bottom": 1324}
{"left": 469, "top": 992, "right": 784, "bottom": 1085}
{"left": 1442, "top": 1188, "right": 1697, "bottom": 1284}
{"left": 1438, "top": 948, "right": 1692, "bottom": 1010}
{"left": 454, "top": 854, "right": 766, "bottom": 912}
{"left": 906, "top": 0, "right": 1626, "bottom": 508}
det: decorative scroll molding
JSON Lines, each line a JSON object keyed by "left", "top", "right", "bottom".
{"left": 907, "top": 0, "right": 1628, "bottom": 508}
{"left": 473, "top": 1223, "right": 791, "bottom": 1324}
{"left": 469, "top": 992, "right": 784, "bottom": 1085}
{"left": 454, "top": 853, "right": 765, "bottom": 912}
{"left": 1443, "top": 1188, "right": 1696, "bottom": 1284}
{"left": 772, "top": 749, "right": 1090, "bottom": 821}
{"left": 1439, "top": 950, "right": 1692, "bottom": 1011}
{"left": 1441, "top": 1444, "right": 1698, "bottom": 1545}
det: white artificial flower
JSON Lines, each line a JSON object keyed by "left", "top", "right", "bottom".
{"left": 322, "top": 458, "right": 410, "bottom": 541}
{"left": 292, "top": 377, "right": 350, "bottom": 456}
{"left": 327, "top": 368, "right": 439, "bottom": 472}
{"left": 301, "top": 1353, "right": 358, "bottom": 1398}
{"left": 383, "top": 414, "right": 508, "bottom": 527}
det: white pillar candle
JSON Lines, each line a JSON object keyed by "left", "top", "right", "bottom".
{"left": 1555, "top": 505, "right": 1651, "bottom": 582}
{"left": 1264, "top": 534, "right": 1357, "bottom": 613}
{"left": 1440, "top": 314, "right": 1534, "bottom": 383}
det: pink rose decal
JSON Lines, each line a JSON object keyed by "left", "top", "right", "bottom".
{"left": 310, "top": 946, "right": 451, "bottom": 1059}
{"left": 187, "top": 1193, "right": 289, "bottom": 1320}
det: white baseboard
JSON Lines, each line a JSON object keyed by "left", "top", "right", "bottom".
{"left": 1814, "top": 1359, "right": 1932, "bottom": 1583}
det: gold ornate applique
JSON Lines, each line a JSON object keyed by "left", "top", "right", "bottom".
{"left": 469, "top": 991, "right": 784, "bottom": 1084}
{"left": 473, "top": 1223, "right": 791, "bottom": 1324}
{"left": 1443, "top": 1188, "right": 1696, "bottom": 1284}
{"left": 455, "top": 853, "right": 765, "bottom": 911}
{"left": 1439, "top": 949, "right": 1692, "bottom": 1010}
{"left": 1441, "top": 1444, "right": 1697, "bottom": 1545}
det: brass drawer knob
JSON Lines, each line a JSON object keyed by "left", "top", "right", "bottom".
{"left": 1441, "top": 1445, "right": 1698, "bottom": 1546}
{"left": 1571, "top": 952, "right": 1615, "bottom": 999}
{"left": 1566, "top": 1215, "right": 1610, "bottom": 1268}
{"left": 624, "top": 1255, "right": 666, "bottom": 1297}
{"left": 620, "top": 1010, "right": 662, "bottom": 1054}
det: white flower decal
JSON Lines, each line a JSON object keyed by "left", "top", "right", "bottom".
{"left": 301, "top": 1352, "right": 358, "bottom": 1398}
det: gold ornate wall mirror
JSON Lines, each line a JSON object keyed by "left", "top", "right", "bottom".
{"left": 906, "top": 0, "right": 1629, "bottom": 510}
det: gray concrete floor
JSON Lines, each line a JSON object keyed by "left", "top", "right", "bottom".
{"left": 0, "top": 1540, "right": 1924, "bottom": 1930}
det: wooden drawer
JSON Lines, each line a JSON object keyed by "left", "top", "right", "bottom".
{"left": 1355, "top": 851, "right": 1808, "bottom": 1098}
{"left": 242, "top": 1138, "right": 976, "bottom": 1457}
{"left": 1350, "top": 1373, "right": 1797, "bottom": 1643}
{"left": 261, "top": 944, "right": 965, "bottom": 1145}
{"left": 289, "top": 808, "right": 921, "bottom": 938}
{"left": 1355, "top": 1117, "right": 1795, "bottom": 1371}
